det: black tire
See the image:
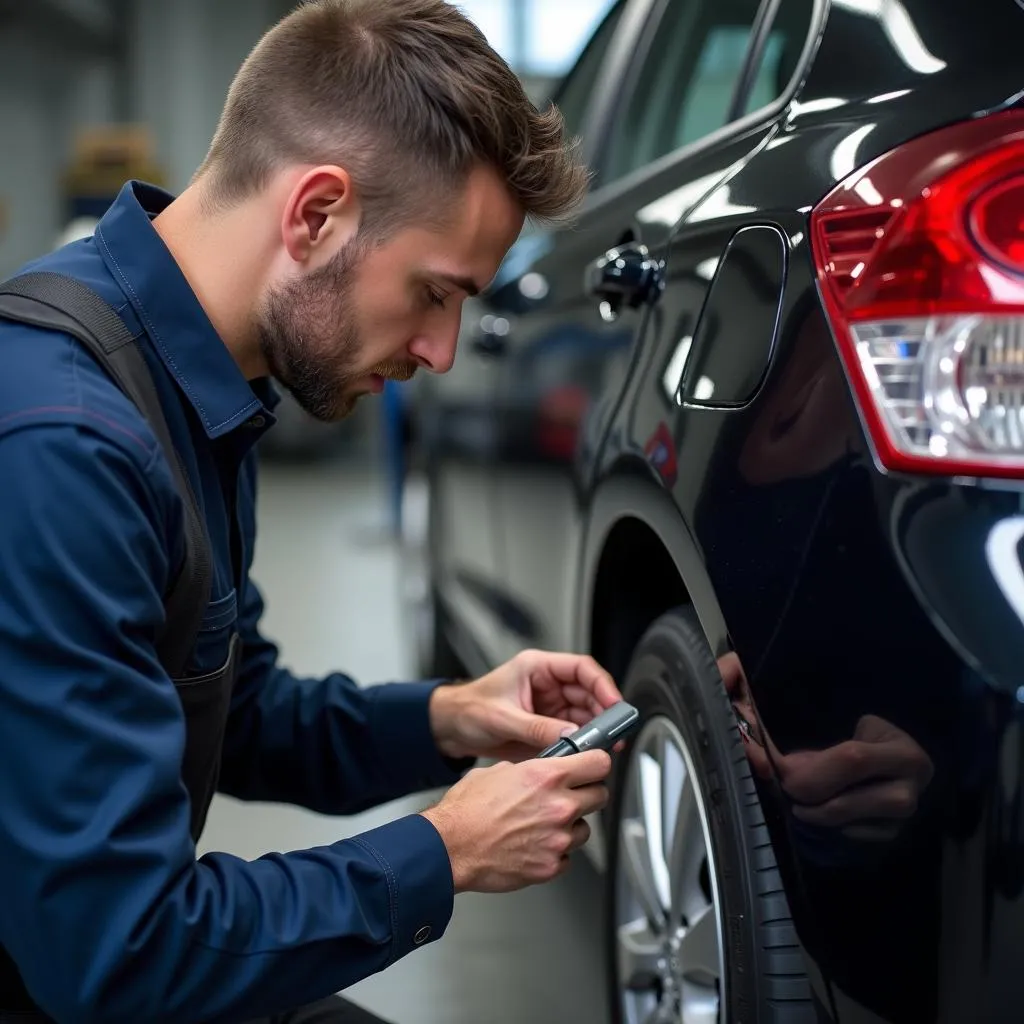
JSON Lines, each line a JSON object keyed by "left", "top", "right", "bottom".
{"left": 605, "top": 607, "right": 814, "bottom": 1024}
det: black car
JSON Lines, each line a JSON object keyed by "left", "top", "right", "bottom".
{"left": 402, "top": 0, "right": 1024, "bottom": 1020}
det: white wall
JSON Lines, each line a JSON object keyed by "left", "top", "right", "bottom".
{"left": 0, "top": 24, "right": 114, "bottom": 276}
{"left": 129, "top": 0, "right": 281, "bottom": 193}
{"left": 0, "top": 0, "right": 604, "bottom": 278}
{"left": 0, "top": 0, "right": 282, "bottom": 277}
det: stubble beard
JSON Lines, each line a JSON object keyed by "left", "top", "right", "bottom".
{"left": 257, "top": 239, "right": 417, "bottom": 422}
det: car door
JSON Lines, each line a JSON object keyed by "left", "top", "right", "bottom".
{"left": 425, "top": 0, "right": 646, "bottom": 669}
{"left": 489, "top": 0, "right": 787, "bottom": 664}
{"left": 611, "top": 0, "right": 818, "bottom": 514}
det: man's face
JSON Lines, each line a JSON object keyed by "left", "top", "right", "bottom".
{"left": 257, "top": 164, "right": 524, "bottom": 421}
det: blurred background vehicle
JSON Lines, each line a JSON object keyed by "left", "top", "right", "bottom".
{"left": 402, "top": 0, "right": 1024, "bottom": 1021}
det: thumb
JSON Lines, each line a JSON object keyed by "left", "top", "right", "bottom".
{"left": 505, "top": 707, "right": 576, "bottom": 750}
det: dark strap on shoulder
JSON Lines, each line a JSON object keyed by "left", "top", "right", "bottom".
{"left": 0, "top": 271, "right": 212, "bottom": 678}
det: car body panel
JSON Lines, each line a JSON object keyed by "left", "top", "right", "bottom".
{"left": 412, "top": 0, "right": 1024, "bottom": 1018}
{"left": 680, "top": 222, "right": 789, "bottom": 408}
{"left": 591, "top": 10, "right": 1024, "bottom": 1018}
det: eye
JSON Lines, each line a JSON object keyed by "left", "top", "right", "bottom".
{"left": 426, "top": 288, "right": 447, "bottom": 309}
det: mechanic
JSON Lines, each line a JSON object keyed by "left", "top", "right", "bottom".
{"left": 0, "top": 2, "right": 618, "bottom": 1022}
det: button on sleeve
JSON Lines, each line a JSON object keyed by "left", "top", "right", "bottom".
{"left": 347, "top": 813, "right": 456, "bottom": 964}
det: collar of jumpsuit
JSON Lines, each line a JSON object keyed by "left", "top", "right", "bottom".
{"left": 0, "top": 179, "right": 466, "bottom": 1022}
{"left": 95, "top": 179, "right": 282, "bottom": 436}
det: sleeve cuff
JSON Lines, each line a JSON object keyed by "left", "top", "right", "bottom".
{"left": 366, "top": 680, "right": 476, "bottom": 789}
{"left": 351, "top": 813, "right": 456, "bottom": 964}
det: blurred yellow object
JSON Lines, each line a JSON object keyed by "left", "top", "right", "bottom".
{"left": 63, "top": 125, "right": 166, "bottom": 198}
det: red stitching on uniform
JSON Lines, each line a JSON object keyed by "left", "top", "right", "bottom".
{"left": 0, "top": 406, "right": 153, "bottom": 453}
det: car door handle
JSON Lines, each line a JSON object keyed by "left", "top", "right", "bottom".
{"left": 470, "top": 314, "right": 512, "bottom": 357}
{"left": 585, "top": 243, "right": 665, "bottom": 322}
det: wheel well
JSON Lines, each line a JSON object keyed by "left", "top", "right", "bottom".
{"left": 590, "top": 517, "right": 691, "bottom": 685}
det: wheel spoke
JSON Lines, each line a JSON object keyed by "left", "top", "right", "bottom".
{"left": 669, "top": 772, "right": 703, "bottom": 923}
{"left": 617, "top": 918, "right": 662, "bottom": 992}
{"left": 640, "top": 995, "right": 678, "bottom": 1024}
{"left": 617, "top": 713, "right": 725, "bottom": 1024}
{"left": 660, "top": 736, "right": 685, "bottom": 867}
{"left": 681, "top": 979, "right": 720, "bottom": 1024}
{"left": 679, "top": 904, "right": 721, "bottom": 983}
{"left": 644, "top": 747, "right": 675, "bottom": 911}
{"left": 626, "top": 747, "right": 672, "bottom": 913}
{"left": 622, "top": 820, "right": 667, "bottom": 926}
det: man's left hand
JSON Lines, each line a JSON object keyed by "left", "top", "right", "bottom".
{"left": 429, "top": 649, "right": 622, "bottom": 763}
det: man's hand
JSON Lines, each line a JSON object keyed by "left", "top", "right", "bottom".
{"left": 429, "top": 648, "right": 622, "bottom": 762}
{"left": 421, "top": 751, "right": 611, "bottom": 893}
{"left": 779, "top": 715, "right": 934, "bottom": 842}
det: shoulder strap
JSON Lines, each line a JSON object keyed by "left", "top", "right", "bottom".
{"left": 0, "top": 271, "right": 212, "bottom": 678}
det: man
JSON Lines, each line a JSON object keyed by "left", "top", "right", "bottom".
{"left": 0, "top": 2, "right": 619, "bottom": 1022}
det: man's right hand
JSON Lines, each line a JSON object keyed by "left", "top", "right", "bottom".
{"left": 420, "top": 750, "right": 611, "bottom": 893}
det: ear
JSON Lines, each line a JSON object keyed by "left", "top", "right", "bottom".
{"left": 280, "top": 166, "right": 361, "bottom": 263}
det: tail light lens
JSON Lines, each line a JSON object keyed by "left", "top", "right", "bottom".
{"left": 811, "top": 110, "right": 1024, "bottom": 478}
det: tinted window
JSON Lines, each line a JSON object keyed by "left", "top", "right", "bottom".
{"left": 740, "top": 0, "right": 815, "bottom": 115}
{"left": 603, "top": 0, "right": 762, "bottom": 183}
{"left": 551, "top": 0, "right": 626, "bottom": 144}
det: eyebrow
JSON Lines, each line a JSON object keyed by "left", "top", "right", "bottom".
{"left": 437, "top": 273, "right": 482, "bottom": 297}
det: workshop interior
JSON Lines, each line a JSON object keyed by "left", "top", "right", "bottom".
{"left": 2, "top": 0, "right": 1024, "bottom": 1021}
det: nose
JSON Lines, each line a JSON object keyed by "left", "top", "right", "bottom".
{"left": 408, "top": 324, "right": 458, "bottom": 374}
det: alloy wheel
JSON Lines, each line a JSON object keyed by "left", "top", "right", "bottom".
{"left": 615, "top": 715, "right": 724, "bottom": 1024}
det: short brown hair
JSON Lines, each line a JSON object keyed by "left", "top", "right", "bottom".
{"left": 197, "top": 0, "right": 589, "bottom": 235}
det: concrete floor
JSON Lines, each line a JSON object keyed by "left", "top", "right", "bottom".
{"left": 198, "top": 459, "right": 610, "bottom": 1024}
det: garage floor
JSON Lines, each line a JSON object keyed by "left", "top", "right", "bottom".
{"left": 198, "top": 460, "right": 610, "bottom": 1024}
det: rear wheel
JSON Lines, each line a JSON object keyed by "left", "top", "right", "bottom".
{"left": 605, "top": 608, "right": 814, "bottom": 1024}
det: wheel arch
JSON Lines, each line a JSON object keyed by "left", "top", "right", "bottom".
{"left": 578, "top": 470, "right": 729, "bottom": 684}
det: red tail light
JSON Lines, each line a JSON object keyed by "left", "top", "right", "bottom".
{"left": 811, "top": 110, "right": 1024, "bottom": 479}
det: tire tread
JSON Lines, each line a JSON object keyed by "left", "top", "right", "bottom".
{"left": 622, "top": 607, "right": 815, "bottom": 1020}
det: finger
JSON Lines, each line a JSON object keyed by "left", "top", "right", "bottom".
{"left": 503, "top": 708, "right": 577, "bottom": 751}
{"left": 740, "top": 731, "right": 773, "bottom": 781}
{"left": 572, "top": 782, "right": 610, "bottom": 818}
{"left": 559, "top": 684, "right": 605, "bottom": 717}
{"left": 488, "top": 742, "right": 554, "bottom": 764}
{"left": 853, "top": 714, "right": 908, "bottom": 743}
{"left": 780, "top": 739, "right": 930, "bottom": 805}
{"left": 559, "top": 749, "right": 613, "bottom": 788}
{"left": 854, "top": 717, "right": 935, "bottom": 787}
{"left": 791, "top": 780, "right": 919, "bottom": 828}
{"left": 842, "top": 823, "right": 902, "bottom": 843}
{"left": 716, "top": 652, "right": 745, "bottom": 694}
{"left": 568, "top": 818, "right": 592, "bottom": 851}
{"left": 528, "top": 652, "right": 621, "bottom": 709}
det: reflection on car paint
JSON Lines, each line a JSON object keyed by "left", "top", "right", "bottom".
{"left": 643, "top": 421, "right": 678, "bottom": 488}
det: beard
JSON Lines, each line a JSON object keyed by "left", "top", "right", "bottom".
{"left": 256, "top": 238, "right": 417, "bottom": 422}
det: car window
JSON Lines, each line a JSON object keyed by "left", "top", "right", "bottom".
{"left": 740, "top": 0, "right": 815, "bottom": 115}
{"left": 550, "top": 0, "right": 627, "bottom": 144}
{"left": 602, "top": 0, "right": 763, "bottom": 184}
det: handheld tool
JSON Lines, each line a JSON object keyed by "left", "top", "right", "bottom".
{"left": 536, "top": 701, "right": 640, "bottom": 758}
